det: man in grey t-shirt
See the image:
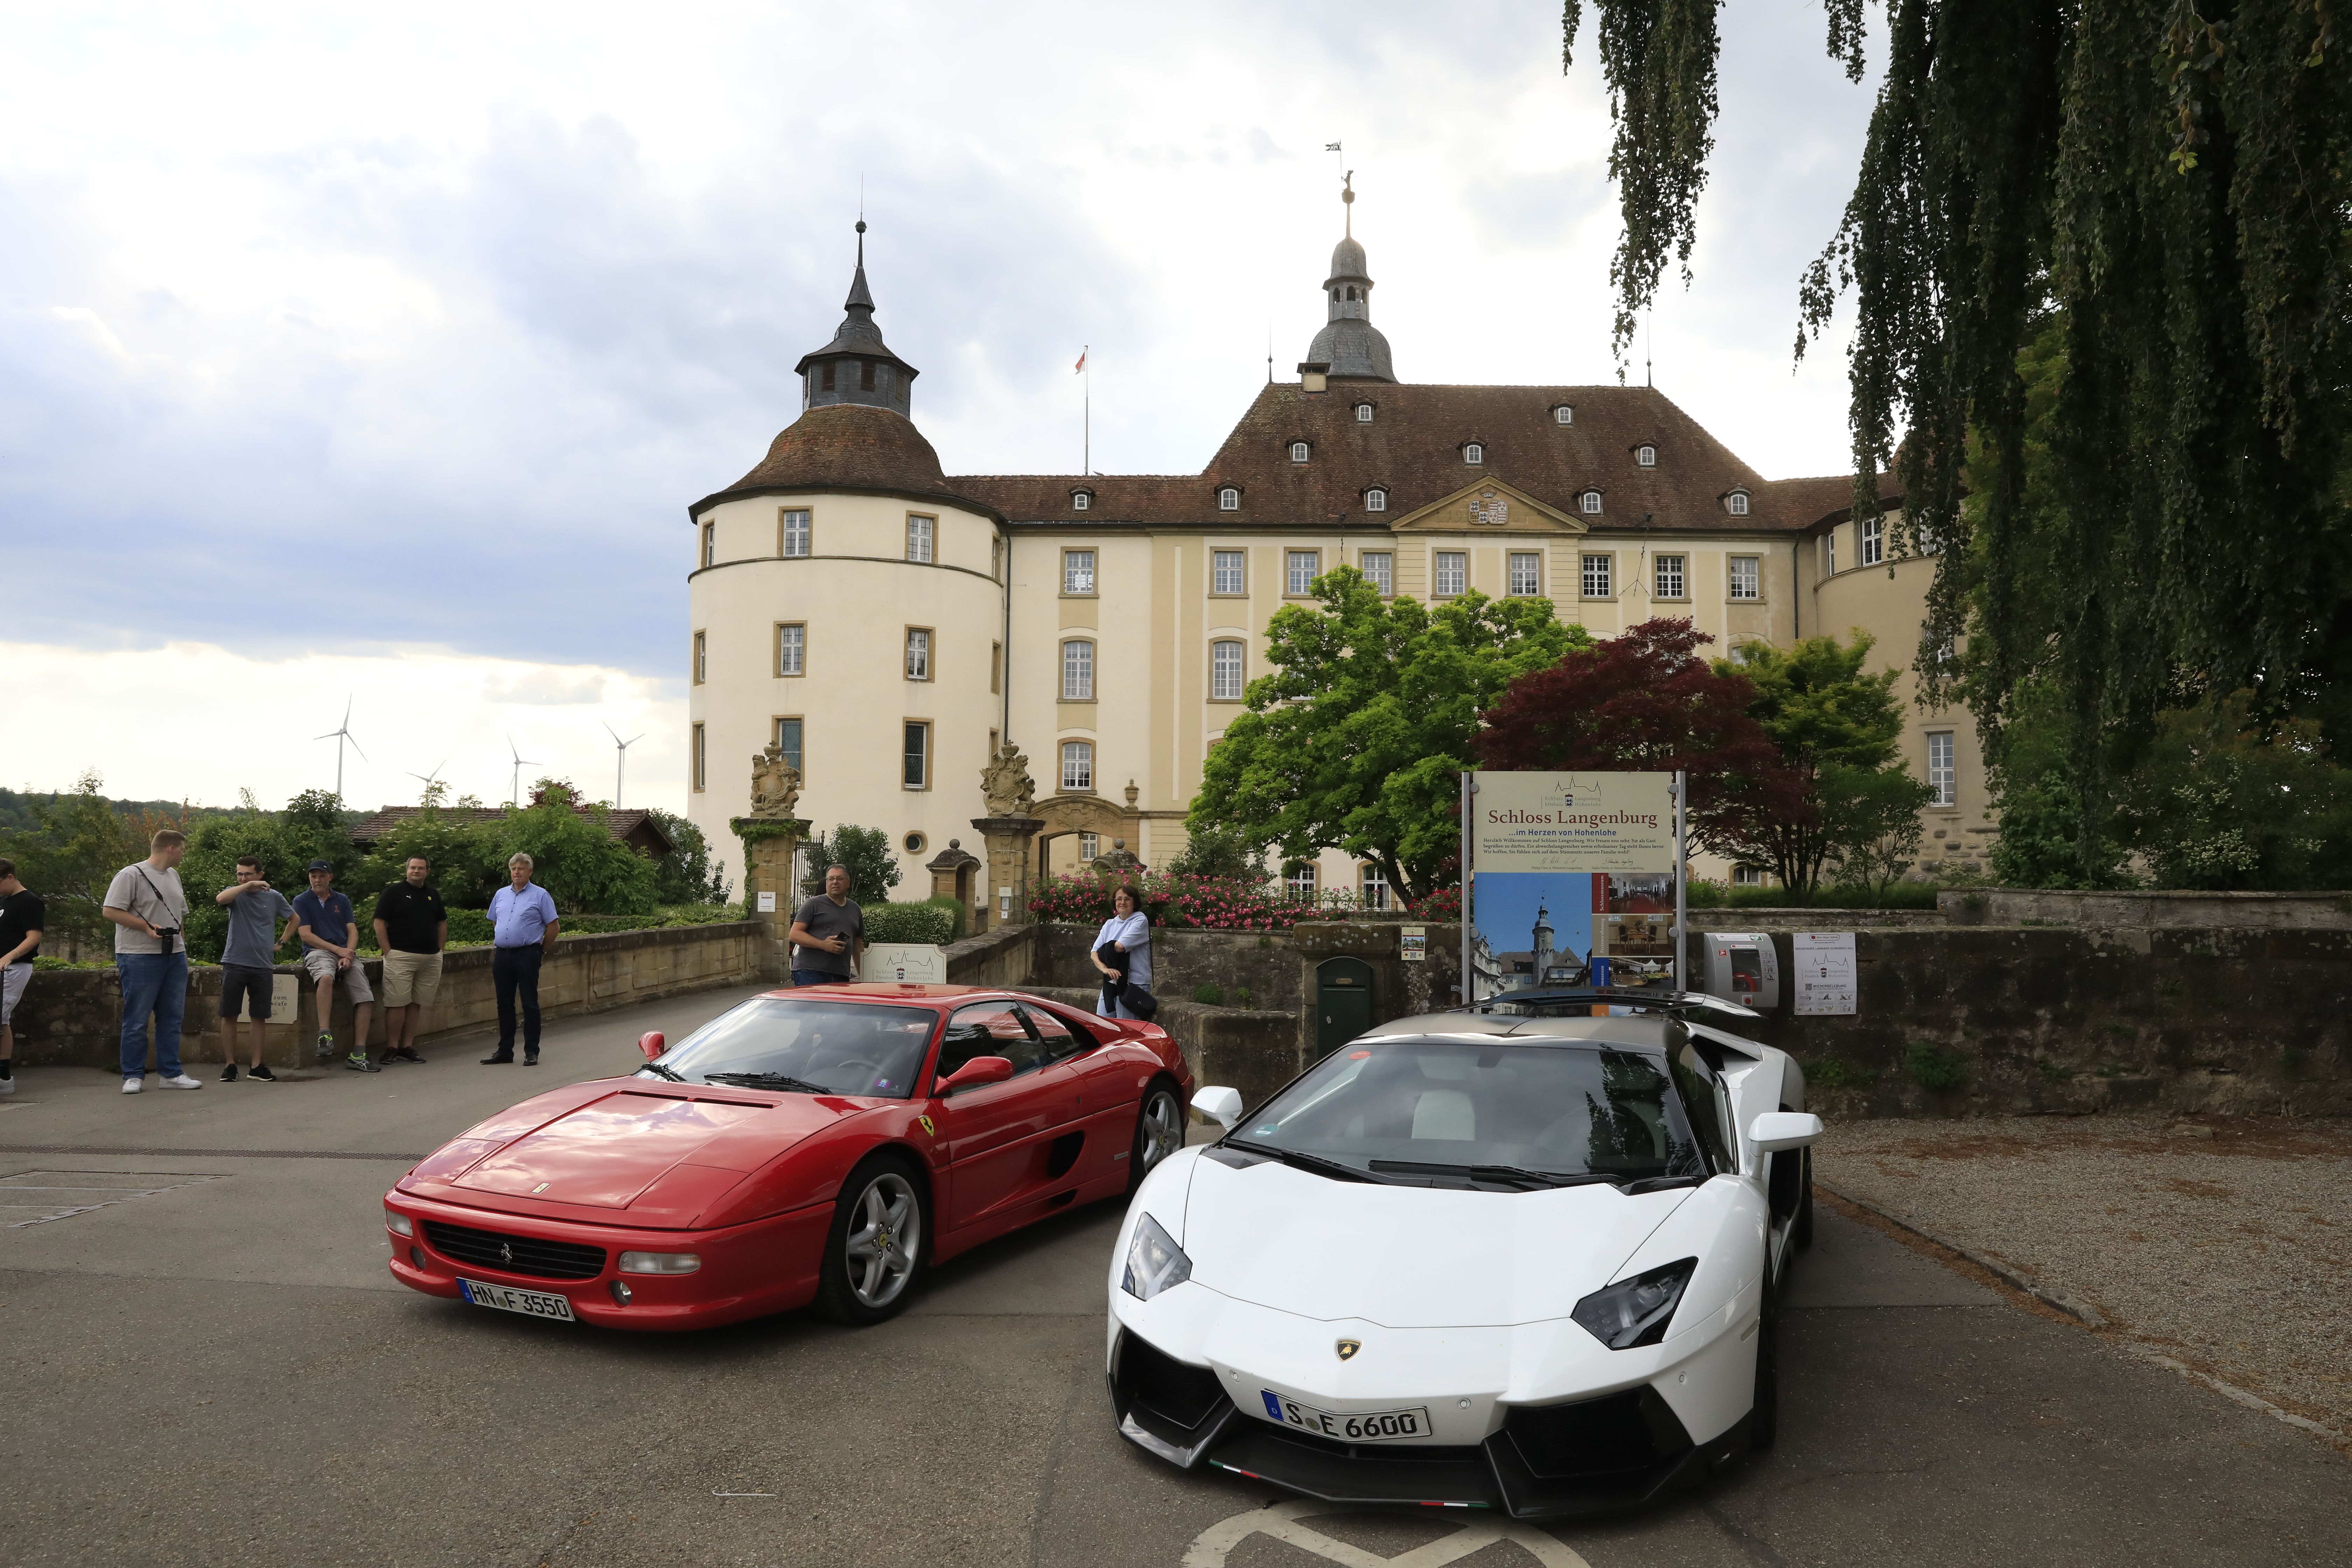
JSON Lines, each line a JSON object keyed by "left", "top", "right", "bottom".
{"left": 102, "top": 828, "right": 201, "bottom": 1092}
{"left": 787, "top": 865, "right": 865, "bottom": 986}
{"left": 213, "top": 856, "right": 296, "bottom": 1082}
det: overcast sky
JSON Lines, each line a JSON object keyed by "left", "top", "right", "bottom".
{"left": 2, "top": 1, "right": 1882, "bottom": 817}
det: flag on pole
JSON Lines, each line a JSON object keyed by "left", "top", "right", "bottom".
{"left": 1325, "top": 142, "right": 1340, "bottom": 152}
{"left": 1074, "top": 349, "right": 1087, "bottom": 374}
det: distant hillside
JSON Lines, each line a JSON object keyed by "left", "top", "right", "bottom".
{"left": 0, "top": 786, "right": 223, "bottom": 835}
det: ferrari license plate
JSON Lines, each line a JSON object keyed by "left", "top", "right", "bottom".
{"left": 1260, "top": 1391, "right": 1431, "bottom": 1442}
{"left": 458, "top": 1278, "right": 576, "bottom": 1321}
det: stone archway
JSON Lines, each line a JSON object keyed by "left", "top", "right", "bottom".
{"left": 1030, "top": 791, "right": 1143, "bottom": 881}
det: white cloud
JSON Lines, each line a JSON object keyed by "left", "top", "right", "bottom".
{"left": 0, "top": 641, "right": 683, "bottom": 813}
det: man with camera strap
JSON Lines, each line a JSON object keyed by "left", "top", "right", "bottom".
{"left": 102, "top": 828, "right": 203, "bottom": 1093}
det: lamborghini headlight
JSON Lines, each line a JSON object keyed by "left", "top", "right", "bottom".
{"left": 1121, "top": 1212, "right": 1192, "bottom": 1301}
{"left": 1571, "top": 1258, "right": 1697, "bottom": 1349}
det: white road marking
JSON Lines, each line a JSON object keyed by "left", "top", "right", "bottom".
{"left": 1182, "top": 1498, "right": 1592, "bottom": 1568}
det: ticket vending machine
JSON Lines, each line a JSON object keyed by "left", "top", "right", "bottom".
{"left": 1701, "top": 932, "right": 1782, "bottom": 1012}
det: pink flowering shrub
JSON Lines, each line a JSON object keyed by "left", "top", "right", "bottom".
{"left": 1029, "top": 870, "right": 1460, "bottom": 930}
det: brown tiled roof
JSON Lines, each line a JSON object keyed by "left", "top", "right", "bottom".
{"left": 690, "top": 403, "right": 994, "bottom": 517}
{"left": 348, "top": 806, "right": 675, "bottom": 859}
{"left": 952, "top": 383, "right": 1898, "bottom": 533}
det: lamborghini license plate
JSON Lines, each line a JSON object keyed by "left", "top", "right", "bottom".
{"left": 1260, "top": 1391, "right": 1430, "bottom": 1441}
{"left": 459, "top": 1278, "right": 576, "bottom": 1321}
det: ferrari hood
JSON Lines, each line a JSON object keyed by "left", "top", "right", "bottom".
{"left": 1178, "top": 1152, "right": 1693, "bottom": 1329}
{"left": 418, "top": 1087, "right": 848, "bottom": 1211}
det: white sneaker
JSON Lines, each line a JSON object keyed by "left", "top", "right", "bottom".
{"left": 122, "top": 1077, "right": 144, "bottom": 1093}
{"left": 159, "top": 1073, "right": 203, "bottom": 1090}
{"left": 0, "top": 1077, "right": 14, "bottom": 1095}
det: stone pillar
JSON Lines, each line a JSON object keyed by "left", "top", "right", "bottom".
{"left": 732, "top": 818, "right": 808, "bottom": 981}
{"left": 970, "top": 816, "right": 1044, "bottom": 933}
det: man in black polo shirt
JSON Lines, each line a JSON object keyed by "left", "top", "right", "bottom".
{"left": 0, "top": 858, "right": 42, "bottom": 1097}
{"left": 371, "top": 856, "right": 447, "bottom": 1065}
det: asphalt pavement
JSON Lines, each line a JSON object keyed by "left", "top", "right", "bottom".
{"left": 1, "top": 985, "right": 2345, "bottom": 1567}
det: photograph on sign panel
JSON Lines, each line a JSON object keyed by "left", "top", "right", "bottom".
{"left": 1468, "top": 872, "right": 1594, "bottom": 1000}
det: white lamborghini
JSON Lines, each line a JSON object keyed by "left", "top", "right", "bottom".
{"left": 1104, "top": 994, "right": 1822, "bottom": 1517}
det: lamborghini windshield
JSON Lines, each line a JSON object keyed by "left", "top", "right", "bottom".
{"left": 1228, "top": 1040, "right": 1710, "bottom": 1190}
{"left": 640, "top": 998, "right": 938, "bottom": 1098}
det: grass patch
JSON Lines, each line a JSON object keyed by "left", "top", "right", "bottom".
{"left": 1903, "top": 1041, "right": 1970, "bottom": 1093}
{"left": 1191, "top": 982, "right": 1226, "bottom": 1006}
{"left": 1806, "top": 1054, "right": 1868, "bottom": 1091}
{"left": 1233, "top": 985, "right": 1254, "bottom": 1006}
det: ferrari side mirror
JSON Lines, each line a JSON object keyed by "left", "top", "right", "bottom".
{"left": 1191, "top": 1086, "right": 1244, "bottom": 1130}
{"left": 637, "top": 1030, "right": 665, "bottom": 1063}
{"left": 1749, "top": 1110, "right": 1823, "bottom": 1155}
{"left": 935, "top": 1055, "right": 1014, "bottom": 1095}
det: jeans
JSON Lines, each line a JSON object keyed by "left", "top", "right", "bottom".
{"left": 791, "top": 968, "right": 850, "bottom": 988}
{"left": 118, "top": 951, "right": 189, "bottom": 1078}
{"left": 492, "top": 945, "right": 544, "bottom": 1056}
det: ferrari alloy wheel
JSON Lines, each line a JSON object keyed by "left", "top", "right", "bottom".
{"left": 818, "top": 1157, "right": 928, "bottom": 1325}
{"left": 1128, "top": 1081, "right": 1184, "bottom": 1195}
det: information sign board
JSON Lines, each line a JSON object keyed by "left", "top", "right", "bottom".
{"left": 1470, "top": 772, "right": 1675, "bottom": 873}
{"left": 1791, "top": 932, "right": 1857, "bottom": 1016}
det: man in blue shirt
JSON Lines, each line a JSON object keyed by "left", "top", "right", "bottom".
{"left": 483, "top": 852, "right": 560, "bottom": 1065}
{"left": 293, "top": 860, "right": 377, "bottom": 1071}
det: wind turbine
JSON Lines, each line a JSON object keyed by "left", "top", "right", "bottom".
{"left": 407, "top": 762, "right": 447, "bottom": 806}
{"left": 507, "top": 735, "right": 541, "bottom": 808}
{"left": 315, "top": 697, "right": 366, "bottom": 799}
{"left": 604, "top": 722, "right": 644, "bottom": 808}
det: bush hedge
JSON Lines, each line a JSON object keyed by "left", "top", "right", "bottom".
{"left": 863, "top": 901, "right": 958, "bottom": 946}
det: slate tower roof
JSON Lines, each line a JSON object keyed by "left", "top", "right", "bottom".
{"left": 1303, "top": 175, "right": 1394, "bottom": 383}
{"left": 794, "top": 220, "right": 919, "bottom": 417}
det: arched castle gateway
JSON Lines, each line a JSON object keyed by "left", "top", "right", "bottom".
{"left": 685, "top": 196, "right": 1996, "bottom": 928}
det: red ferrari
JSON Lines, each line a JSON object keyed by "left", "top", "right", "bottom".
{"left": 382, "top": 983, "right": 1193, "bottom": 1331}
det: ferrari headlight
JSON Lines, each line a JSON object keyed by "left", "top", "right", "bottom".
{"left": 618, "top": 1251, "right": 702, "bottom": 1275}
{"left": 384, "top": 1210, "right": 413, "bottom": 1237}
{"left": 1121, "top": 1212, "right": 1192, "bottom": 1301}
{"left": 1572, "top": 1258, "right": 1697, "bottom": 1349}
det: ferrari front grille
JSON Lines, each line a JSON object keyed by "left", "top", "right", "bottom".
{"left": 421, "top": 1220, "right": 607, "bottom": 1281}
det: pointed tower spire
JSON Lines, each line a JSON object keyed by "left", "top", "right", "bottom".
{"left": 1303, "top": 172, "right": 1394, "bottom": 382}
{"left": 796, "top": 218, "right": 919, "bottom": 415}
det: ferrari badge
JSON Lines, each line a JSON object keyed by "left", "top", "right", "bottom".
{"left": 918, "top": 1115, "right": 936, "bottom": 1138}
{"left": 1336, "top": 1339, "right": 1361, "bottom": 1362}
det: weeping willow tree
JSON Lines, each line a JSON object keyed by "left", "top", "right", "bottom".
{"left": 1563, "top": 0, "right": 2351, "bottom": 863}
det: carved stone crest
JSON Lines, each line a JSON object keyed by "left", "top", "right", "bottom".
{"left": 748, "top": 743, "right": 803, "bottom": 820}
{"left": 979, "top": 743, "right": 1037, "bottom": 818}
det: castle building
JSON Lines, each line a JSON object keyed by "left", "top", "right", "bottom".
{"left": 683, "top": 201, "right": 1995, "bottom": 916}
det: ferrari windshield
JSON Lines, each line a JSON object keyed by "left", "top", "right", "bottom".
{"left": 642, "top": 998, "right": 937, "bottom": 1098}
{"left": 1230, "top": 1039, "right": 1709, "bottom": 1189}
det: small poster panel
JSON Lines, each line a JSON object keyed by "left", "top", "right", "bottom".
{"left": 1792, "top": 932, "right": 1858, "bottom": 1016}
{"left": 858, "top": 943, "right": 947, "bottom": 985}
{"left": 756, "top": 891, "right": 777, "bottom": 913}
{"left": 1399, "top": 926, "right": 1427, "bottom": 962}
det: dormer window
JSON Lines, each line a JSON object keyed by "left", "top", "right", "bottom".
{"left": 1581, "top": 490, "right": 1603, "bottom": 514}
{"left": 1636, "top": 444, "right": 1657, "bottom": 468}
{"left": 1072, "top": 489, "right": 1092, "bottom": 512}
{"left": 1290, "top": 441, "right": 1310, "bottom": 463}
{"left": 1553, "top": 405, "right": 1573, "bottom": 425}
{"left": 1364, "top": 488, "right": 1388, "bottom": 512}
{"left": 1464, "top": 442, "right": 1485, "bottom": 465}
{"left": 1218, "top": 486, "right": 1240, "bottom": 512}
{"left": 1726, "top": 490, "right": 1750, "bottom": 516}
{"left": 1355, "top": 402, "right": 1374, "bottom": 423}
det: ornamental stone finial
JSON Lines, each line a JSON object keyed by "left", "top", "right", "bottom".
{"left": 747, "top": 743, "right": 803, "bottom": 820}
{"left": 979, "top": 743, "right": 1037, "bottom": 819}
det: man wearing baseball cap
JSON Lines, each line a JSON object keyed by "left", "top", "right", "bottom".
{"left": 292, "top": 860, "right": 377, "bottom": 1071}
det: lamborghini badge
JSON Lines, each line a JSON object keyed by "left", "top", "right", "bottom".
{"left": 1336, "top": 1339, "right": 1361, "bottom": 1361}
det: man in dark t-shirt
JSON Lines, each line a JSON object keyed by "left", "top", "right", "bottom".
{"left": 0, "top": 858, "right": 43, "bottom": 1096}
{"left": 372, "top": 856, "right": 448, "bottom": 1066}
{"left": 787, "top": 865, "right": 865, "bottom": 986}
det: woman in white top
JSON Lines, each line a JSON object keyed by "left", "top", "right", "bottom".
{"left": 1090, "top": 884, "right": 1152, "bottom": 1020}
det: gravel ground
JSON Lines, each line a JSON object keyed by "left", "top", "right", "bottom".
{"left": 1813, "top": 1113, "right": 2352, "bottom": 1438}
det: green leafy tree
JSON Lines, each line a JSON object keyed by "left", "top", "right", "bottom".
{"left": 643, "top": 807, "right": 732, "bottom": 905}
{"left": 1165, "top": 820, "right": 1270, "bottom": 883}
{"left": 0, "top": 771, "right": 149, "bottom": 953}
{"left": 181, "top": 791, "right": 360, "bottom": 962}
{"left": 1715, "top": 634, "right": 1936, "bottom": 898}
{"left": 2108, "top": 693, "right": 2352, "bottom": 890}
{"left": 493, "top": 779, "right": 657, "bottom": 916}
{"left": 802, "top": 825, "right": 901, "bottom": 903}
{"left": 1562, "top": 0, "right": 2352, "bottom": 866}
{"left": 1189, "top": 568, "right": 1586, "bottom": 903}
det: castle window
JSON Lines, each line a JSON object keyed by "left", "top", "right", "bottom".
{"left": 1063, "top": 549, "right": 1096, "bottom": 595}
{"left": 904, "top": 627, "right": 932, "bottom": 682}
{"left": 1729, "top": 556, "right": 1760, "bottom": 600}
{"left": 780, "top": 508, "right": 811, "bottom": 558}
{"left": 820, "top": 362, "right": 836, "bottom": 391}
{"left": 1434, "top": 551, "right": 1466, "bottom": 597}
{"left": 906, "top": 514, "right": 934, "bottom": 564}
{"left": 1463, "top": 443, "right": 1485, "bottom": 465}
{"left": 860, "top": 360, "right": 876, "bottom": 391}
{"left": 1218, "top": 486, "right": 1240, "bottom": 511}
{"left": 903, "top": 723, "right": 930, "bottom": 790}
{"left": 1654, "top": 554, "right": 1687, "bottom": 600}
{"left": 1554, "top": 405, "right": 1573, "bottom": 425}
{"left": 775, "top": 622, "right": 805, "bottom": 677}
{"left": 1581, "top": 553, "right": 1612, "bottom": 598}
{"left": 1636, "top": 444, "right": 1657, "bottom": 467}
{"left": 1355, "top": 402, "right": 1374, "bottom": 423}
{"left": 1581, "top": 490, "right": 1602, "bottom": 514}
{"left": 1364, "top": 487, "right": 1387, "bottom": 511}
{"left": 1212, "top": 550, "right": 1246, "bottom": 595}
{"left": 1508, "top": 552, "right": 1542, "bottom": 597}
{"left": 1731, "top": 864, "right": 1763, "bottom": 887}
{"left": 1290, "top": 441, "right": 1310, "bottom": 463}
{"left": 691, "top": 723, "right": 706, "bottom": 792}
{"left": 1345, "top": 286, "right": 1358, "bottom": 301}
{"left": 774, "top": 717, "right": 802, "bottom": 774}
{"left": 1359, "top": 863, "right": 1392, "bottom": 911}
{"left": 1727, "top": 491, "right": 1750, "bottom": 516}
{"left": 700, "top": 521, "right": 715, "bottom": 569}
{"left": 1284, "top": 862, "right": 1318, "bottom": 902}
{"left": 1861, "top": 514, "right": 1885, "bottom": 566}
{"left": 692, "top": 630, "right": 707, "bottom": 685}
{"left": 1079, "top": 832, "right": 1099, "bottom": 861}
{"left": 1360, "top": 551, "right": 1392, "bottom": 595}
{"left": 1211, "top": 640, "right": 1245, "bottom": 700}
{"left": 1060, "top": 741, "right": 1094, "bottom": 792}
{"left": 1072, "top": 490, "right": 1091, "bottom": 511}
{"left": 1928, "top": 732, "right": 1957, "bottom": 807}
{"left": 1286, "top": 550, "right": 1320, "bottom": 595}
{"left": 1062, "top": 639, "right": 1094, "bottom": 701}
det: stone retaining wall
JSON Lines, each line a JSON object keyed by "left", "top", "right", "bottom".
{"left": 1941, "top": 888, "right": 2352, "bottom": 930}
{"left": 7, "top": 922, "right": 766, "bottom": 1071}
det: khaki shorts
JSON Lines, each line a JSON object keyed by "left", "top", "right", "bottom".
{"left": 301, "top": 948, "right": 374, "bottom": 1003}
{"left": 380, "top": 950, "right": 443, "bottom": 1009}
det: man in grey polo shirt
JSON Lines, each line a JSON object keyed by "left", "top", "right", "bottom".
{"left": 213, "top": 855, "right": 295, "bottom": 1082}
{"left": 788, "top": 864, "right": 865, "bottom": 986}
